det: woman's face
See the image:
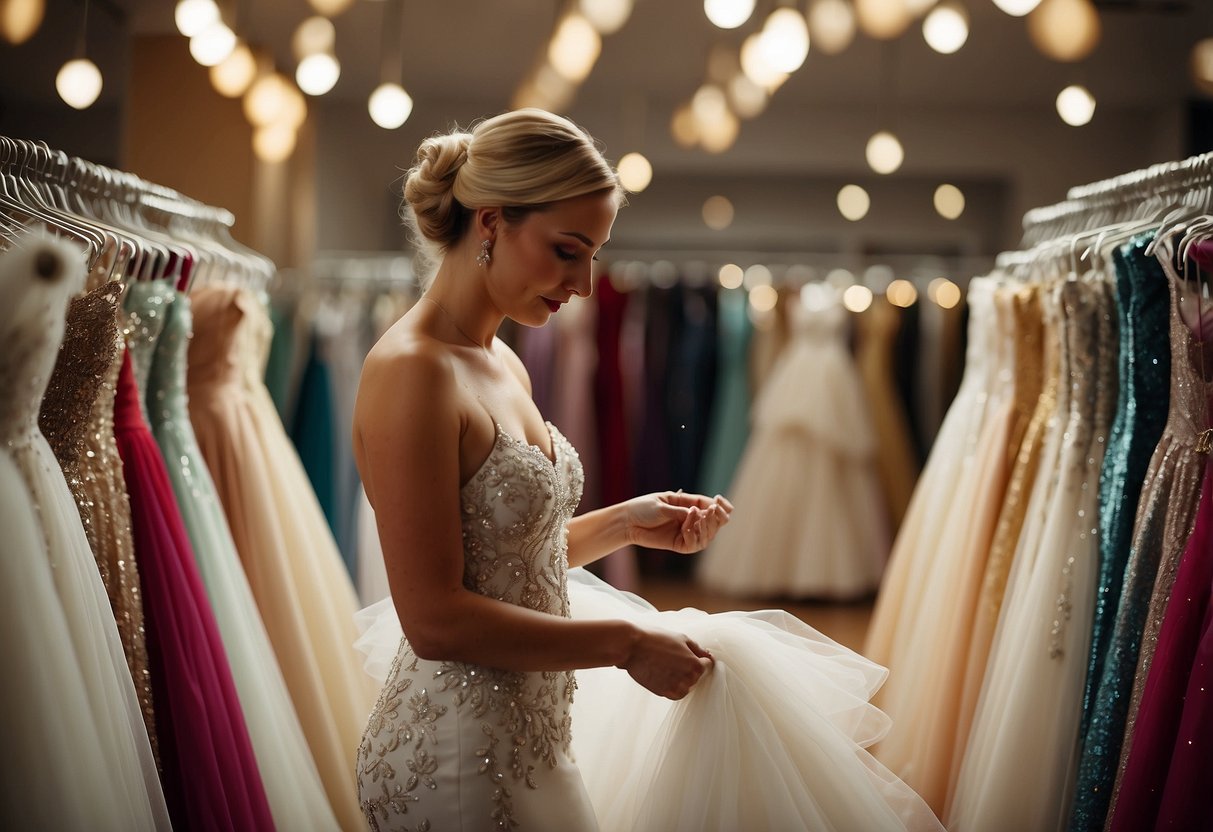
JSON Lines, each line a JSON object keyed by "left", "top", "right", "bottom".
{"left": 485, "top": 190, "right": 617, "bottom": 327}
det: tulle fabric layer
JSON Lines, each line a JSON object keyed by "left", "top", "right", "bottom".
{"left": 355, "top": 570, "right": 943, "bottom": 832}
{"left": 115, "top": 373, "right": 276, "bottom": 832}
{"left": 4, "top": 436, "right": 171, "bottom": 831}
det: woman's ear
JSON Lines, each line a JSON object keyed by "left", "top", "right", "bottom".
{"left": 474, "top": 207, "right": 500, "bottom": 241}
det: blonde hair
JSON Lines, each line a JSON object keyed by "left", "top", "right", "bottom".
{"left": 402, "top": 109, "right": 623, "bottom": 279}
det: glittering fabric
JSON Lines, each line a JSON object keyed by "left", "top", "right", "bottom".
{"left": 39, "top": 280, "right": 124, "bottom": 574}
{"left": 1104, "top": 247, "right": 1213, "bottom": 829}
{"left": 1069, "top": 240, "right": 1208, "bottom": 832}
{"left": 55, "top": 282, "right": 158, "bottom": 760}
{"left": 1081, "top": 234, "right": 1171, "bottom": 743}
{"left": 979, "top": 285, "right": 1059, "bottom": 621}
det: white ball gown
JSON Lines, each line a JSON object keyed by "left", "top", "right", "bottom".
{"left": 696, "top": 293, "right": 889, "bottom": 599}
{"left": 0, "top": 236, "right": 170, "bottom": 830}
{"left": 354, "top": 420, "right": 944, "bottom": 831}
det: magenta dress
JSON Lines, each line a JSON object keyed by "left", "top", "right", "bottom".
{"left": 115, "top": 287, "right": 275, "bottom": 832}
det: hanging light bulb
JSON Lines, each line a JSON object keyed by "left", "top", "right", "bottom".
{"left": 297, "top": 52, "right": 340, "bottom": 96}
{"left": 992, "top": 0, "right": 1041, "bottom": 15}
{"left": 704, "top": 0, "right": 755, "bottom": 29}
{"left": 922, "top": 1, "right": 969, "bottom": 55}
{"left": 887, "top": 279, "right": 918, "bottom": 307}
{"left": 1027, "top": 0, "right": 1100, "bottom": 63}
{"left": 741, "top": 32, "right": 788, "bottom": 89}
{"left": 929, "top": 277, "right": 962, "bottom": 308}
{"left": 758, "top": 8, "right": 810, "bottom": 74}
{"left": 719, "top": 263, "right": 744, "bottom": 289}
{"left": 56, "top": 57, "right": 102, "bottom": 109}
{"left": 866, "top": 130, "right": 904, "bottom": 174}
{"left": 703, "top": 196, "right": 734, "bottom": 230}
{"left": 854, "top": 0, "right": 912, "bottom": 41}
{"left": 670, "top": 104, "right": 700, "bottom": 148}
{"left": 209, "top": 41, "right": 256, "bottom": 98}
{"left": 1056, "top": 84, "right": 1095, "bottom": 126}
{"left": 292, "top": 16, "right": 336, "bottom": 61}
{"left": 1192, "top": 38, "right": 1213, "bottom": 96}
{"left": 700, "top": 109, "right": 740, "bottom": 154}
{"left": 934, "top": 183, "right": 966, "bottom": 218}
{"left": 692, "top": 84, "right": 728, "bottom": 124}
{"left": 549, "top": 13, "right": 601, "bottom": 82}
{"left": 727, "top": 72, "right": 768, "bottom": 119}
{"left": 837, "top": 184, "right": 870, "bottom": 221}
{"left": 1, "top": 0, "right": 46, "bottom": 44}
{"left": 175, "top": 0, "right": 219, "bottom": 37}
{"left": 579, "top": 0, "right": 633, "bottom": 35}
{"left": 617, "top": 152, "right": 653, "bottom": 192}
{"left": 842, "top": 284, "right": 874, "bottom": 313}
{"left": 807, "top": 0, "right": 856, "bottom": 56}
{"left": 244, "top": 72, "right": 294, "bottom": 127}
{"left": 190, "top": 20, "right": 236, "bottom": 66}
{"left": 369, "top": 82, "right": 413, "bottom": 129}
{"left": 749, "top": 284, "right": 778, "bottom": 312}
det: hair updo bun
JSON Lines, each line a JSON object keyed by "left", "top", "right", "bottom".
{"left": 400, "top": 109, "right": 624, "bottom": 283}
{"left": 403, "top": 132, "right": 473, "bottom": 251}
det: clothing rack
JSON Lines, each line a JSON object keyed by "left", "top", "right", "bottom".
{"left": 1020, "top": 151, "right": 1213, "bottom": 246}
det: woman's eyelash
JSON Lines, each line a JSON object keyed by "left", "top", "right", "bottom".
{"left": 556, "top": 248, "right": 578, "bottom": 261}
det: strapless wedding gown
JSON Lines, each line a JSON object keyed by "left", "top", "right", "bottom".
{"left": 355, "top": 421, "right": 944, "bottom": 831}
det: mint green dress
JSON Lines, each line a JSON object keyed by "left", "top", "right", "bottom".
{"left": 146, "top": 288, "right": 339, "bottom": 831}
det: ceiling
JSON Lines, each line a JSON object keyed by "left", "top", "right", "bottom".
{"left": 2, "top": 0, "right": 1211, "bottom": 258}
{"left": 6, "top": 0, "right": 1207, "bottom": 114}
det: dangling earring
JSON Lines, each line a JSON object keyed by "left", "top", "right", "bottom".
{"left": 476, "top": 239, "right": 492, "bottom": 267}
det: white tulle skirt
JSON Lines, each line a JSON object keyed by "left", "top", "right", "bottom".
{"left": 355, "top": 570, "right": 943, "bottom": 832}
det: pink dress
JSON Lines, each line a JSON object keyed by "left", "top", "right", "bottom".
{"left": 116, "top": 284, "right": 275, "bottom": 832}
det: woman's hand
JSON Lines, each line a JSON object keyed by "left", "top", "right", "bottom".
{"left": 623, "top": 491, "right": 734, "bottom": 553}
{"left": 620, "top": 626, "right": 714, "bottom": 700}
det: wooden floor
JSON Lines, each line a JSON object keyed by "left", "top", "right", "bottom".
{"left": 632, "top": 577, "right": 876, "bottom": 654}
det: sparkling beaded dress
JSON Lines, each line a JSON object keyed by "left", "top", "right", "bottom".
{"left": 949, "top": 279, "right": 1116, "bottom": 832}
{"left": 697, "top": 297, "right": 888, "bottom": 599}
{"left": 1104, "top": 242, "right": 1213, "bottom": 832}
{"left": 354, "top": 422, "right": 945, "bottom": 832}
{"left": 1069, "top": 240, "right": 1209, "bottom": 832}
{"left": 1080, "top": 234, "right": 1171, "bottom": 743}
{"left": 118, "top": 280, "right": 275, "bottom": 831}
{"left": 38, "top": 275, "right": 159, "bottom": 751}
{"left": 188, "top": 282, "right": 375, "bottom": 832}
{"left": 0, "top": 237, "right": 170, "bottom": 830}
{"left": 146, "top": 289, "right": 341, "bottom": 830}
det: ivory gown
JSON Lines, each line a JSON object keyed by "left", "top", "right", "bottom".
{"left": 354, "top": 420, "right": 945, "bottom": 832}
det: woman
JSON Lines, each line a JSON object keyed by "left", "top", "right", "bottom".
{"left": 353, "top": 109, "right": 944, "bottom": 832}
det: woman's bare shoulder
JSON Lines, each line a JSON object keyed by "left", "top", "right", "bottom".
{"left": 358, "top": 320, "right": 460, "bottom": 427}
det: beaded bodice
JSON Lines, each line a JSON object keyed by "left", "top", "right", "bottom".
{"left": 123, "top": 281, "right": 175, "bottom": 416}
{"left": 358, "top": 420, "right": 586, "bottom": 830}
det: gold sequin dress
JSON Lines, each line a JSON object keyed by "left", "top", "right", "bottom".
{"left": 38, "top": 277, "right": 157, "bottom": 757}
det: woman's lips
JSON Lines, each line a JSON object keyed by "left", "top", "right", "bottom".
{"left": 544, "top": 298, "right": 562, "bottom": 313}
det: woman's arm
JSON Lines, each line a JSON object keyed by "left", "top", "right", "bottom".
{"left": 353, "top": 343, "right": 710, "bottom": 696}
{"left": 566, "top": 492, "right": 735, "bottom": 568}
